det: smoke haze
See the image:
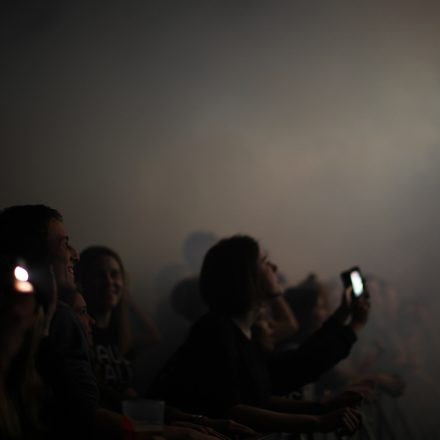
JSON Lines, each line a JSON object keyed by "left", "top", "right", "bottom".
{"left": 2, "top": 0, "right": 440, "bottom": 388}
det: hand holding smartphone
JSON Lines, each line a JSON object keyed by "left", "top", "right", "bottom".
{"left": 340, "top": 266, "right": 364, "bottom": 299}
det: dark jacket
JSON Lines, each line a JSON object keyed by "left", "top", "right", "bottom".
{"left": 149, "top": 313, "right": 272, "bottom": 417}
{"left": 268, "top": 314, "right": 357, "bottom": 395}
{"left": 150, "top": 312, "right": 357, "bottom": 417}
{"left": 37, "top": 301, "right": 99, "bottom": 437}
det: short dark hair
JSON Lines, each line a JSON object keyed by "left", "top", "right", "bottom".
{"left": 200, "top": 235, "right": 260, "bottom": 315}
{"left": 0, "top": 205, "right": 63, "bottom": 262}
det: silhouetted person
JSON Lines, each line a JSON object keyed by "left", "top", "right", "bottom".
{"left": 151, "top": 235, "right": 366, "bottom": 436}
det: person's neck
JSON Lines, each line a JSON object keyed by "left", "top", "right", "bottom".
{"left": 94, "top": 309, "right": 112, "bottom": 329}
{"left": 233, "top": 307, "right": 261, "bottom": 339}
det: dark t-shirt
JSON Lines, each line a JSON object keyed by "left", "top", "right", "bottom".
{"left": 36, "top": 301, "right": 99, "bottom": 437}
{"left": 92, "top": 326, "right": 134, "bottom": 393}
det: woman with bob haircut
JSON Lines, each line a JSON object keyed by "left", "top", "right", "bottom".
{"left": 151, "top": 235, "right": 370, "bottom": 436}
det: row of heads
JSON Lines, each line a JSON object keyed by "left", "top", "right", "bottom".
{"left": 0, "top": 247, "right": 125, "bottom": 309}
{"left": 0, "top": 204, "right": 282, "bottom": 316}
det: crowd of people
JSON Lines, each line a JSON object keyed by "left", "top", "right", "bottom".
{"left": 0, "top": 204, "right": 430, "bottom": 439}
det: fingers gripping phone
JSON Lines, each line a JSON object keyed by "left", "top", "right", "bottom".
{"left": 341, "top": 266, "right": 364, "bottom": 299}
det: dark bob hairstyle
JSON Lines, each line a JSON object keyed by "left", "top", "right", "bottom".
{"left": 200, "top": 235, "right": 260, "bottom": 315}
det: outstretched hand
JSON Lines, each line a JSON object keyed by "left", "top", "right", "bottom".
{"left": 349, "top": 292, "right": 371, "bottom": 334}
{"left": 376, "top": 372, "right": 406, "bottom": 397}
{"left": 332, "top": 287, "right": 353, "bottom": 325}
{"left": 318, "top": 407, "right": 362, "bottom": 435}
{"left": 333, "top": 282, "right": 371, "bottom": 334}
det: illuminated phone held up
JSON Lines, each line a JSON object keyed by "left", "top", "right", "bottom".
{"left": 340, "top": 266, "right": 364, "bottom": 299}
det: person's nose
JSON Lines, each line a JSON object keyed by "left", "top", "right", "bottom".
{"left": 104, "top": 272, "right": 113, "bottom": 285}
{"left": 270, "top": 261, "right": 278, "bottom": 273}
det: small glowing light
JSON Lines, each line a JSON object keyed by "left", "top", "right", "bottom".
{"left": 351, "top": 271, "right": 364, "bottom": 297}
{"left": 14, "top": 266, "right": 29, "bottom": 282}
{"left": 14, "top": 280, "right": 34, "bottom": 294}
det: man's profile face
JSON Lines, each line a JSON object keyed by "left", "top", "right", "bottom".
{"left": 46, "top": 219, "right": 78, "bottom": 290}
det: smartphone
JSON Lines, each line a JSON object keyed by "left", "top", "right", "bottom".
{"left": 0, "top": 256, "right": 53, "bottom": 307}
{"left": 340, "top": 266, "right": 364, "bottom": 298}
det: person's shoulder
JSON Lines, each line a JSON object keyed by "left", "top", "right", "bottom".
{"left": 49, "top": 300, "right": 88, "bottom": 350}
{"left": 190, "top": 312, "right": 237, "bottom": 345}
{"left": 192, "top": 312, "right": 232, "bottom": 330}
{"left": 51, "top": 300, "right": 79, "bottom": 329}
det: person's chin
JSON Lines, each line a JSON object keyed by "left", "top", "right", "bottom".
{"left": 58, "top": 276, "right": 76, "bottom": 291}
{"left": 105, "top": 297, "right": 119, "bottom": 308}
{"left": 270, "top": 287, "right": 284, "bottom": 296}
{"left": 66, "top": 271, "right": 76, "bottom": 287}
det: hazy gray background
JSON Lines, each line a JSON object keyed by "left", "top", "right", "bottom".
{"left": 2, "top": 0, "right": 440, "bottom": 311}
{"left": 2, "top": 2, "right": 440, "bottom": 433}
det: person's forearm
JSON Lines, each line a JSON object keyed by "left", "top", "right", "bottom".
{"left": 265, "top": 396, "right": 323, "bottom": 414}
{"left": 229, "top": 404, "right": 320, "bottom": 434}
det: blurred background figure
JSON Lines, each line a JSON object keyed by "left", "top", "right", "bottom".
{"left": 171, "top": 231, "right": 218, "bottom": 323}
{"left": 285, "top": 274, "right": 406, "bottom": 397}
{"left": 150, "top": 231, "right": 218, "bottom": 392}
